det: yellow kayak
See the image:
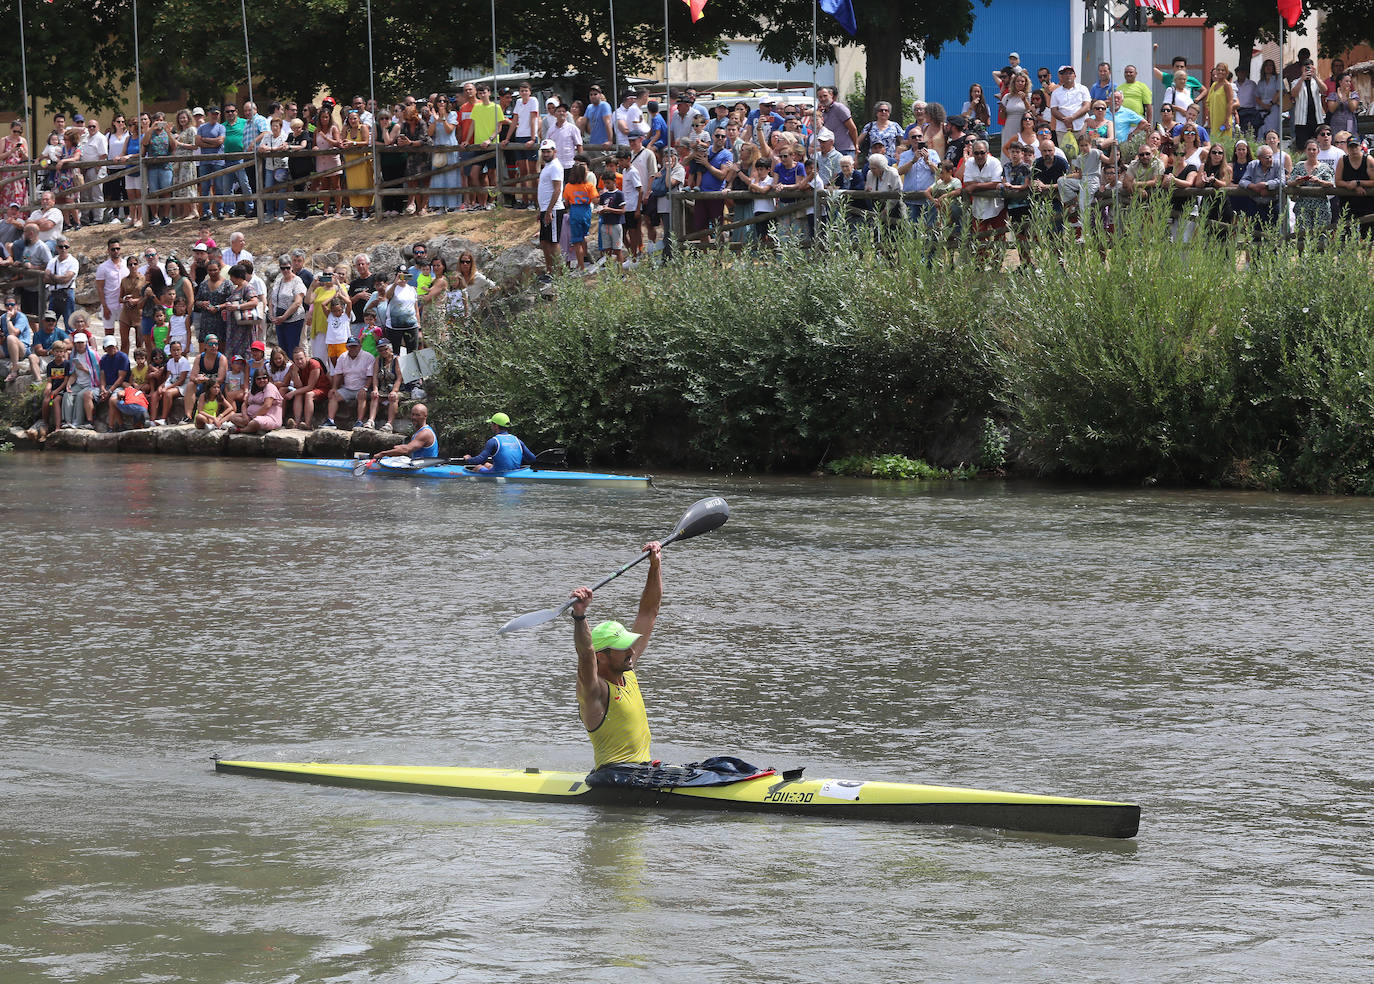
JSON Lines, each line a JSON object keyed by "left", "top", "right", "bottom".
{"left": 213, "top": 758, "right": 1140, "bottom": 839}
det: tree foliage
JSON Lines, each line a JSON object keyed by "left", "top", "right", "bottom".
{"left": 1178, "top": 0, "right": 1305, "bottom": 73}
{"left": 1316, "top": 0, "right": 1374, "bottom": 57}
{"left": 5, "top": 0, "right": 987, "bottom": 127}
{"left": 750, "top": 0, "right": 986, "bottom": 121}
{"left": 0, "top": 0, "right": 134, "bottom": 115}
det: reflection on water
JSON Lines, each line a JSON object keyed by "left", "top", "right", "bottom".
{"left": 2, "top": 455, "right": 1373, "bottom": 982}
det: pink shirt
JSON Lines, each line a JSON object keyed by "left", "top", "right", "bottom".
{"left": 243, "top": 382, "right": 282, "bottom": 428}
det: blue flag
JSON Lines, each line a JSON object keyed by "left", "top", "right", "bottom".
{"left": 820, "top": 0, "right": 857, "bottom": 36}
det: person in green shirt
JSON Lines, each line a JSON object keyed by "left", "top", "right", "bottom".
{"left": 1153, "top": 50, "right": 1203, "bottom": 100}
{"left": 466, "top": 83, "right": 506, "bottom": 210}
{"left": 221, "top": 104, "right": 249, "bottom": 217}
{"left": 1118, "top": 64, "right": 1153, "bottom": 123}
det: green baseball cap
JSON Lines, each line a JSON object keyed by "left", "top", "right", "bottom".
{"left": 488, "top": 412, "right": 511, "bottom": 427}
{"left": 590, "top": 620, "right": 641, "bottom": 652}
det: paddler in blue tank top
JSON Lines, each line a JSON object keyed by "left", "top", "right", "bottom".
{"left": 366, "top": 403, "right": 438, "bottom": 463}
{"left": 463, "top": 410, "right": 536, "bottom": 472}
{"left": 570, "top": 541, "right": 662, "bottom": 768}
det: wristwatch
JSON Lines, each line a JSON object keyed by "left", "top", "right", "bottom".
{"left": 571, "top": 614, "right": 587, "bottom": 622}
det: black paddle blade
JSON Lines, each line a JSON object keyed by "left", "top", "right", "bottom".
{"left": 669, "top": 496, "right": 730, "bottom": 542}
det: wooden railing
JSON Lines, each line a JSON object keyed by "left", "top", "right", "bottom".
{"left": 0, "top": 142, "right": 627, "bottom": 232}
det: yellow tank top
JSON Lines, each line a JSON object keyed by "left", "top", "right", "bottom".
{"left": 581, "top": 670, "right": 651, "bottom": 768}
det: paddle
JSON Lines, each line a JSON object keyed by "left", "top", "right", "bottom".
{"left": 497, "top": 495, "right": 730, "bottom": 635}
{"left": 406, "top": 447, "right": 568, "bottom": 472}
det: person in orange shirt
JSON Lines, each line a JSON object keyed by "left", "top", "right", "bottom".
{"left": 562, "top": 162, "right": 598, "bottom": 270}
{"left": 456, "top": 81, "right": 478, "bottom": 209}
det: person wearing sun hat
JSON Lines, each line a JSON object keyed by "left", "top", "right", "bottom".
{"left": 569, "top": 540, "right": 663, "bottom": 768}
{"left": 462, "top": 410, "right": 536, "bottom": 471}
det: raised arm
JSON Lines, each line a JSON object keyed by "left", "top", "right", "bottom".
{"left": 628, "top": 542, "right": 662, "bottom": 646}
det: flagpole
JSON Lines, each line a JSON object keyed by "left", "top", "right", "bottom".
{"left": 609, "top": 0, "right": 619, "bottom": 108}
{"left": 491, "top": 0, "right": 501, "bottom": 205}
{"left": 132, "top": 0, "right": 142, "bottom": 122}
{"left": 1278, "top": 11, "right": 1285, "bottom": 236}
{"left": 664, "top": 0, "right": 670, "bottom": 112}
{"left": 17, "top": 0, "right": 31, "bottom": 204}
{"left": 240, "top": 0, "right": 254, "bottom": 103}
{"left": 812, "top": 0, "right": 820, "bottom": 237}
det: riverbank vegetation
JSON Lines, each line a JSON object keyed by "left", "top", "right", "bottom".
{"left": 424, "top": 199, "right": 1374, "bottom": 492}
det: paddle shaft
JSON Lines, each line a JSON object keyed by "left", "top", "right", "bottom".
{"left": 552, "top": 530, "right": 685, "bottom": 618}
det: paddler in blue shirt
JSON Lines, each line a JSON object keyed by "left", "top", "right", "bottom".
{"left": 366, "top": 403, "right": 438, "bottom": 462}
{"left": 570, "top": 542, "right": 661, "bottom": 768}
{"left": 462, "top": 411, "right": 536, "bottom": 471}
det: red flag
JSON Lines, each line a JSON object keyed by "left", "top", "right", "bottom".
{"left": 1277, "top": 0, "right": 1301, "bottom": 28}
{"left": 682, "top": 0, "right": 707, "bottom": 22}
{"left": 1133, "top": 0, "right": 1179, "bottom": 14}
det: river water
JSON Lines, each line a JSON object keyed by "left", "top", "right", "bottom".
{"left": 2, "top": 454, "right": 1371, "bottom": 983}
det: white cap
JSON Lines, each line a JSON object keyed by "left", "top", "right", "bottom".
{"left": 540, "top": 139, "right": 556, "bottom": 151}
{"left": 546, "top": 97, "right": 559, "bottom": 106}
{"left": 193, "top": 241, "right": 208, "bottom": 251}
{"left": 102, "top": 334, "right": 117, "bottom": 348}
{"left": 192, "top": 106, "right": 205, "bottom": 116}
{"left": 818, "top": 128, "right": 835, "bottom": 142}
{"left": 1009, "top": 51, "right": 1020, "bottom": 60}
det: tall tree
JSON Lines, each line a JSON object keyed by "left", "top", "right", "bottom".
{"left": 1316, "top": 0, "right": 1374, "bottom": 57}
{"left": 498, "top": 0, "right": 754, "bottom": 97}
{"left": 749, "top": 0, "right": 988, "bottom": 120}
{"left": 1177, "top": 0, "right": 1306, "bottom": 72}
{"left": 0, "top": 0, "right": 134, "bottom": 118}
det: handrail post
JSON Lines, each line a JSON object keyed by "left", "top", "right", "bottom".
{"left": 138, "top": 151, "right": 151, "bottom": 232}
{"left": 255, "top": 151, "right": 267, "bottom": 226}
{"left": 371, "top": 138, "right": 382, "bottom": 219}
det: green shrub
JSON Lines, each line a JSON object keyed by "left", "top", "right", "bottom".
{"left": 825, "top": 453, "right": 974, "bottom": 480}
{"left": 430, "top": 224, "right": 1000, "bottom": 471}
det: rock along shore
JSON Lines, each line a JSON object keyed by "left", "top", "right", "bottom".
{"left": 6, "top": 423, "right": 408, "bottom": 458}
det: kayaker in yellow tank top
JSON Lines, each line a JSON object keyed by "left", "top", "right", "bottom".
{"left": 571, "top": 541, "right": 662, "bottom": 768}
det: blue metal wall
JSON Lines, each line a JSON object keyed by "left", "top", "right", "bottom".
{"left": 923, "top": 0, "right": 1070, "bottom": 134}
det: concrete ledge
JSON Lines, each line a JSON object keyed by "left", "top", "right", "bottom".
{"left": 20, "top": 422, "right": 410, "bottom": 461}
{"left": 186, "top": 428, "right": 229, "bottom": 455}
{"left": 226, "top": 434, "right": 266, "bottom": 457}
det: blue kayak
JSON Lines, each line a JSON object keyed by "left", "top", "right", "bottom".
{"left": 278, "top": 457, "right": 651, "bottom": 488}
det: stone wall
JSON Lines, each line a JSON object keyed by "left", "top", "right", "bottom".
{"left": 7, "top": 422, "right": 408, "bottom": 458}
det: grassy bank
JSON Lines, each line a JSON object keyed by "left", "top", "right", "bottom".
{"left": 409, "top": 202, "right": 1374, "bottom": 491}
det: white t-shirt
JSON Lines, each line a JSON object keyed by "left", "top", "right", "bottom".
{"left": 168, "top": 315, "right": 189, "bottom": 349}
{"left": 45, "top": 253, "right": 78, "bottom": 286}
{"left": 164, "top": 355, "right": 192, "bottom": 383}
{"left": 333, "top": 349, "right": 375, "bottom": 390}
{"left": 751, "top": 174, "right": 777, "bottom": 213}
{"left": 1050, "top": 83, "right": 1091, "bottom": 133}
{"left": 513, "top": 97, "right": 541, "bottom": 140}
{"left": 614, "top": 104, "right": 644, "bottom": 145}
{"left": 621, "top": 167, "right": 643, "bottom": 213}
{"left": 538, "top": 158, "right": 565, "bottom": 211}
{"left": 657, "top": 162, "right": 684, "bottom": 214}
{"left": 1318, "top": 146, "right": 1344, "bottom": 171}
{"left": 96, "top": 258, "right": 124, "bottom": 314}
{"left": 325, "top": 311, "right": 351, "bottom": 345}
{"left": 548, "top": 120, "right": 582, "bottom": 167}
{"left": 630, "top": 148, "right": 658, "bottom": 199}
{"left": 270, "top": 275, "right": 306, "bottom": 318}
{"left": 29, "top": 207, "right": 63, "bottom": 243}
{"left": 963, "top": 155, "right": 1005, "bottom": 220}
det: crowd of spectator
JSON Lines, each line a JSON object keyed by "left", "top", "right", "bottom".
{"left": 5, "top": 53, "right": 1372, "bottom": 428}
{"left": 8, "top": 227, "right": 497, "bottom": 440}
{"left": 519, "top": 54, "right": 1370, "bottom": 276}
